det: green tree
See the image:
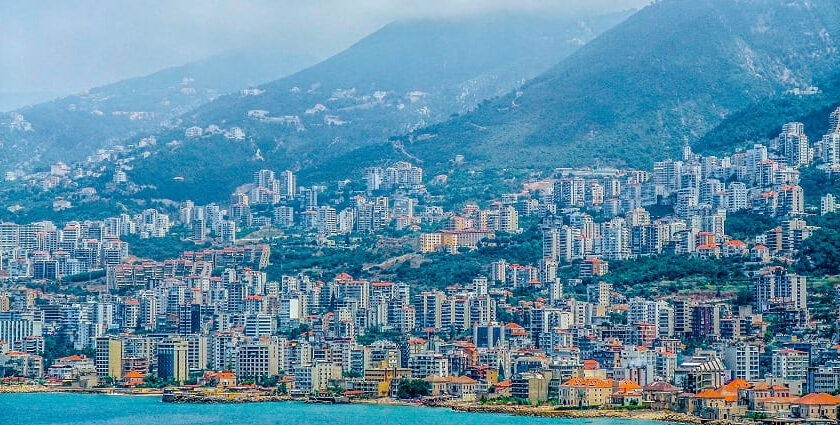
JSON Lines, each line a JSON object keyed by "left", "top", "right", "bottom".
{"left": 396, "top": 379, "right": 431, "bottom": 399}
{"left": 795, "top": 214, "right": 840, "bottom": 275}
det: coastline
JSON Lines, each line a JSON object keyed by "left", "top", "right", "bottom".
{"left": 0, "top": 385, "right": 163, "bottom": 396}
{"left": 441, "top": 402, "right": 706, "bottom": 424}
{"left": 0, "top": 385, "right": 714, "bottom": 423}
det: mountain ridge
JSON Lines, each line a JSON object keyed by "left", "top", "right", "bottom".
{"left": 0, "top": 48, "right": 319, "bottom": 171}
{"left": 124, "top": 12, "right": 634, "bottom": 202}
{"left": 383, "top": 0, "right": 840, "bottom": 172}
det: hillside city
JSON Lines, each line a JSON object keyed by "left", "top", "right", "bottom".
{"left": 0, "top": 99, "right": 838, "bottom": 421}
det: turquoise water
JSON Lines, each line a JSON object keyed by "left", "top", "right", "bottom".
{"left": 0, "top": 393, "right": 665, "bottom": 425}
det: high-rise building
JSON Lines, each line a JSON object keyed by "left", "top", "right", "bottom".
{"left": 244, "top": 313, "right": 276, "bottom": 338}
{"left": 473, "top": 324, "right": 507, "bottom": 348}
{"left": 191, "top": 219, "right": 206, "bottom": 241}
{"left": 723, "top": 343, "right": 760, "bottom": 382}
{"left": 653, "top": 160, "right": 682, "bottom": 194}
{"left": 279, "top": 170, "right": 296, "bottom": 200}
{"left": 499, "top": 206, "right": 519, "bottom": 233}
{"left": 364, "top": 167, "right": 383, "bottom": 192}
{"left": 554, "top": 177, "right": 585, "bottom": 207}
{"left": 691, "top": 304, "right": 720, "bottom": 339}
{"left": 316, "top": 206, "right": 337, "bottom": 235}
{"left": 829, "top": 107, "right": 840, "bottom": 134}
{"left": 220, "top": 220, "right": 237, "bottom": 245}
{"left": 821, "top": 194, "right": 837, "bottom": 216}
{"left": 253, "top": 169, "right": 275, "bottom": 188}
{"left": 157, "top": 338, "right": 189, "bottom": 383}
{"left": 392, "top": 197, "right": 415, "bottom": 219}
{"left": 95, "top": 336, "right": 123, "bottom": 379}
{"left": 753, "top": 267, "right": 807, "bottom": 314}
{"left": 819, "top": 132, "right": 840, "bottom": 166}
{"left": 779, "top": 185, "right": 805, "bottom": 216}
{"left": 178, "top": 304, "right": 204, "bottom": 336}
{"left": 273, "top": 206, "right": 294, "bottom": 228}
{"left": 772, "top": 348, "right": 808, "bottom": 390}
{"left": 237, "top": 339, "right": 279, "bottom": 378}
{"left": 727, "top": 182, "right": 749, "bottom": 212}
{"left": 627, "top": 298, "right": 674, "bottom": 338}
{"left": 780, "top": 123, "right": 812, "bottom": 167}
{"left": 586, "top": 282, "right": 612, "bottom": 316}
{"left": 414, "top": 291, "right": 445, "bottom": 331}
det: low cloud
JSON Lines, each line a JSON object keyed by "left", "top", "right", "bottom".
{"left": 0, "top": 0, "right": 650, "bottom": 98}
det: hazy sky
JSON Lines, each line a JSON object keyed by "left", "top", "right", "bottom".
{"left": 1, "top": 0, "right": 649, "bottom": 101}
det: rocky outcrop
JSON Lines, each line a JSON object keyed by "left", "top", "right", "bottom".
{"left": 445, "top": 402, "right": 704, "bottom": 424}
{"left": 163, "top": 392, "right": 291, "bottom": 404}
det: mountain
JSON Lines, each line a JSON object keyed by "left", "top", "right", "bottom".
{"left": 125, "top": 12, "right": 634, "bottom": 202}
{"left": 0, "top": 91, "right": 64, "bottom": 112}
{"left": 697, "top": 72, "right": 840, "bottom": 155}
{"left": 0, "top": 49, "right": 318, "bottom": 171}
{"left": 364, "top": 0, "right": 840, "bottom": 173}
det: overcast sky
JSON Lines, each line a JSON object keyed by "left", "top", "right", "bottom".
{"left": 1, "top": 0, "right": 649, "bottom": 103}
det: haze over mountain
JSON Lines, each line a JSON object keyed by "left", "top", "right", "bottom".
{"left": 1, "top": 1, "right": 650, "bottom": 103}
{"left": 0, "top": 91, "right": 64, "bottom": 112}
{"left": 124, "top": 12, "right": 633, "bottom": 202}
{"left": 366, "top": 0, "right": 840, "bottom": 172}
{"left": 5, "top": 0, "right": 839, "bottom": 209}
{"left": 0, "top": 49, "right": 318, "bottom": 170}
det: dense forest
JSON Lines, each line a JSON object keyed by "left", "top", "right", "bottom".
{"left": 796, "top": 213, "right": 840, "bottom": 276}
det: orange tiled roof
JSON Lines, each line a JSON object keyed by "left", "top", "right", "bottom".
{"left": 615, "top": 379, "right": 642, "bottom": 391}
{"left": 56, "top": 354, "right": 87, "bottom": 362}
{"left": 424, "top": 375, "right": 448, "bottom": 383}
{"left": 721, "top": 379, "right": 750, "bottom": 391}
{"left": 695, "top": 389, "right": 725, "bottom": 399}
{"left": 495, "top": 379, "right": 512, "bottom": 388}
{"left": 448, "top": 375, "right": 478, "bottom": 384}
{"left": 123, "top": 370, "right": 145, "bottom": 379}
{"left": 796, "top": 393, "right": 840, "bottom": 405}
{"left": 561, "top": 377, "right": 613, "bottom": 388}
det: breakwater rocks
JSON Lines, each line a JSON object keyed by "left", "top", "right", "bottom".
{"left": 163, "top": 392, "right": 291, "bottom": 403}
{"left": 0, "top": 385, "right": 162, "bottom": 396}
{"left": 0, "top": 385, "right": 54, "bottom": 393}
{"left": 442, "top": 402, "right": 705, "bottom": 424}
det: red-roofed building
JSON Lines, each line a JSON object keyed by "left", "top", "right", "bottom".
{"left": 642, "top": 381, "right": 681, "bottom": 409}
{"left": 794, "top": 393, "right": 840, "bottom": 421}
{"left": 689, "top": 387, "right": 745, "bottom": 421}
{"left": 558, "top": 376, "right": 614, "bottom": 407}
{"left": 493, "top": 379, "right": 512, "bottom": 397}
{"left": 216, "top": 371, "right": 237, "bottom": 388}
{"left": 695, "top": 243, "right": 721, "bottom": 259}
{"left": 579, "top": 257, "right": 609, "bottom": 277}
{"left": 723, "top": 240, "right": 748, "bottom": 257}
{"left": 447, "top": 375, "right": 478, "bottom": 398}
{"left": 122, "top": 370, "right": 145, "bottom": 386}
{"left": 612, "top": 379, "right": 643, "bottom": 406}
{"left": 751, "top": 244, "right": 771, "bottom": 263}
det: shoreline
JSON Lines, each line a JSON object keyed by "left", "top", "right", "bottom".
{"left": 0, "top": 385, "right": 715, "bottom": 424}
{"left": 0, "top": 385, "right": 163, "bottom": 396}
{"left": 441, "top": 402, "right": 706, "bottom": 424}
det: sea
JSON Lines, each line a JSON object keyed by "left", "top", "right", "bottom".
{"left": 0, "top": 393, "right": 666, "bottom": 425}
